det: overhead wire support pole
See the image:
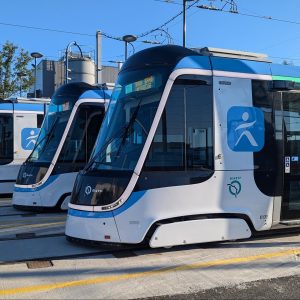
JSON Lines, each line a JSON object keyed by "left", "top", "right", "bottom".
{"left": 96, "top": 31, "right": 102, "bottom": 84}
{"left": 183, "top": 0, "right": 187, "bottom": 47}
{"left": 182, "top": 0, "right": 197, "bottom": 47}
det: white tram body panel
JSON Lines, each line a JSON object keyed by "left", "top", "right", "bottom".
{"left": 67, "top": 168, "right": 272, "bottom": 245}
{"left": 0, "top": 100, "right": 48, "bottom": 195}
{"left": 13, "top": 172, "right": 77, "bottom": 208}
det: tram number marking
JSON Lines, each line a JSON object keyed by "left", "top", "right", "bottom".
{"left": 260, "top": 215, "right": 268, "bottom": 226}
{"left": 219, "top": 81, "right": 232, "bottom": 86}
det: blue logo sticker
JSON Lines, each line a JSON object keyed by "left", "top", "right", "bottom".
{"left": 21, "top": 128, "right": 40, "bottom": 150}
{"left": 227, "top": 106, "right": 264, "bottom": 152}
{"left": 228, "top": 179, "right": 242, "bottom": 198}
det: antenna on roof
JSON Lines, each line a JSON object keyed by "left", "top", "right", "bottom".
{"left": 192, "top": 47, "right": 270, "bottom": 62}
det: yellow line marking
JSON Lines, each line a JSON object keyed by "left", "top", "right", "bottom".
{"left": 0, "top": 222, "right": 65, "bottom": 232}
{"left": 1, "top": 247, "right": 300, "bottom": 296}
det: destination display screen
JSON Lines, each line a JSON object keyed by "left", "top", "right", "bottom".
{"left": 125, "top": 75, "right": 161, "bottom": 95}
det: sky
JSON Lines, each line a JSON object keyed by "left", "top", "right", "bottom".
{"left": 1, "top": 0, "right": 300, "bottom": 66}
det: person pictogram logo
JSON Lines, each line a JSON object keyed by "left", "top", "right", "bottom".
{"left": 227, "top": 106, "right": 264, "bottom": 152}
{"left": 21, "top": 128, "right": 40, "bottom": 151}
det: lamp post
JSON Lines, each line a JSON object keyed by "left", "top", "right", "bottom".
{"left": 31, "top": 52, "right": 43, "bottom": 98}
{"left": 183, "top": 0, "right": 194, "bottom": 47}
{"left": 16, "top": 72, "right": 26, "bottom": 97}
{"left": 122, "top": 35, "right": 137, "bottom": 60}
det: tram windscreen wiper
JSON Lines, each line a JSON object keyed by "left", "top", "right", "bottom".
{"left": 85, "top": 97, "right": 142, "bottom": 171}
{"left": 84, "top": 125, "right": 127, "bottom": 171}
{"left": 115, "top": 99, "right": 142, "bottom": 157}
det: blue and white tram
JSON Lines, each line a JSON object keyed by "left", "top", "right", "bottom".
{"left": 66, "top": 45, "right": 300, "bottom": 247}
{"left": 12, "top": 82, "right": 110, "bottom": 210}
{"left": 0, "top": 98, "right": 48, "bottom": 197}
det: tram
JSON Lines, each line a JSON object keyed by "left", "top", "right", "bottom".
{"left": 0, "top": 98, "right": 48, "bottom": 197}
{"left": 66, "top": 45, "right": 300, "bottom": 247}
{"left": 12, "top": 82, "right": 110, "bottom": 210}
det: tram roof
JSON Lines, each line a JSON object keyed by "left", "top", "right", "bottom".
{"left": 121, "top": 45, "right": 300, "bottom": 83}
{"left": 51, "top": 82, "right": 111, "bottom": 107}
{"left": 79, "top": 89, "right": 111, "bottom": 100}
{"left": 0, "top": 98, "right": 49, "bottom": 112}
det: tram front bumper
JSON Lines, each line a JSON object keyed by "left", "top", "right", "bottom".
{"left": 65, "top": 208, "right": 121, "bottom": 243}
{"left": 12, "top": 189, "right": 42, "bottom": 208}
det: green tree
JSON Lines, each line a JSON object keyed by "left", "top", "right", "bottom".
{"left": 0, "top": 41, "right": 34, "bottom": 99}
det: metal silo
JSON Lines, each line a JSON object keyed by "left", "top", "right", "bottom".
{"left": 68, "top": 57, "right": 95, "bottom": 84}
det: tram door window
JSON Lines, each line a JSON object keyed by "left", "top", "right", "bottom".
{"left": 281, "top": 91, "right": 300, "bottom": 220}
{"left": 0, "top": 113, "right": 13, "bottom": 165}
{"left": 137, "top": 75, "right": 214, "bottom": 190}
{"left": 252, "top": 80, "right": 282, "bottom": 196}
{"left": 55, "top": 104, "right": 105, "bottom": 174}
{"left": 253, "top": 80, "right": 300, "bottom": 220}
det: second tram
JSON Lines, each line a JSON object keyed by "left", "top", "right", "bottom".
{"left": 12, "top": 82, "right": 110, "bottom": 210}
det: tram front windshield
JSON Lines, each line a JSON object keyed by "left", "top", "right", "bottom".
{"left": 71, "top": 67, "right": 169, "bottom": 206}
{"left": 16, "top": 101, "right": 73, "bottom": 185}
{"left": 16, "top": 82, "right": 107, "bottom": 186}
{"left": 29, "top": 103, "right": 71, "bottom": 163}
{"left": 89, "top": 68, "right": 168, "bottom": 171}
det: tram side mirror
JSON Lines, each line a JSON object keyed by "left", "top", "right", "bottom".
{"left": 271, "top": 80, "right": 296, "bottom": 91}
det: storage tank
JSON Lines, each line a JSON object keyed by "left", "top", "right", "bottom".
{"left": 68, "top": 57, "right": 95, "bottom": 84}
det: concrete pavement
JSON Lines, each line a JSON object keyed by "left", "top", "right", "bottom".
{"left": 1, "top": 197, "right": 300, "bottom": 299}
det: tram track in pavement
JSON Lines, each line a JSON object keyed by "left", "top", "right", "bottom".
{"left": 0, "top": 208, "right": 67, "bottom": 218}
{"left": 2, "top": 226, "right": 300, "bottom": 267}
{"left": 0, "top": 248, "right": 135, "bottom": 266}
{"left": 0, "top": 211, "right": 66, "bottom": 218}
{"left": 0, "top": 240, "right": 140, "bottom": 266}
{"left": 1, "top": 200, "right": 300, "bottom": 268}
{"left": 0, "top": 232, "right": 65, "bottom": 242}
{"left": 0, "top": 207, "right": 66, "bottom": 247}
{"left": 0, "top": 212, "right": 50, "bottom": 217}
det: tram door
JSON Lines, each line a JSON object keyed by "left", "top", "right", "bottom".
{"left": 280, "top": 91, "right": 300, "bottom": 220}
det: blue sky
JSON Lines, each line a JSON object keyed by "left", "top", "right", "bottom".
{"left": 1, "top": 0, "right": 300, "bottom": 66}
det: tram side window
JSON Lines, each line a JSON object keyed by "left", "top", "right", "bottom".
{"left": 37, "top": 114, "right": 44, "bottom": 128}
{"left": 144, "top": 75, "right": 213, "bottom": 171}
{"left": 0, "top": 113, "right": 13, "bottom": 165}
{"left": 185, "top": 80, "right": 213, "bottom": 170}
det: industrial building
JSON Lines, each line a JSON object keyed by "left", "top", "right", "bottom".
{"left": 28, "top": 53, "right": 119, "bottom": 98}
